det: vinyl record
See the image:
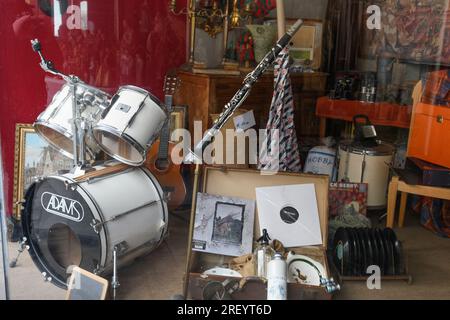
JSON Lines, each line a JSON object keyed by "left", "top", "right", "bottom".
{"left": 345, "top": 227, "right": 358, "bottom": 276}
{"left": 373, "top": 229, "right": 386, "bottom": 275}
{"left": 356, "top": 228, "right": 369, "bottom": 273}
{"left": 367, "top": 229, "right": 379, "bottom": 272}
{"left": 376, "top": 229, "right": 388, "bottom": 275}
{"left": 351, "top": 228, "right": 363, "bottom": 275}
{"left": 382, "top": 228, "right": 395, "bottom": 275}
{"left": 363, "top": 228, "right": 374, "bottom": 271}
{"left": 333, "top": 228, "right": 353, "bottom": 276}
{"left": 384, "top": 228, "right": 404, "bottom": 275}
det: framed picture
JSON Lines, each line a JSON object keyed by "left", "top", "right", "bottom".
{"left": 169, "top": 105, "right": 188, "bottom": 142}
{"left": 192, "top": 193, "right": 255, "bottom": 257}
{"left": 285, "top": 19, "right": 323, "bottom": 70}
{"left": 12, "top": 124, "right": 72, "bottom": 218}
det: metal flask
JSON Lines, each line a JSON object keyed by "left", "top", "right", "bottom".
{"left": 267, "top": 253, "right": 287, "bottom": 300}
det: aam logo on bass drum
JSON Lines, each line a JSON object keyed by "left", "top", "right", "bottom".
{"left": 40, "top": 192, "right": 84, "bottom": 222}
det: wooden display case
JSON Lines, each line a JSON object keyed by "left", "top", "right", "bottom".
{"left": 185, "top": 166, "right": 336, "bottom": 300}
{"left": 173, "top": 70, "right": 328, "bottom": 144}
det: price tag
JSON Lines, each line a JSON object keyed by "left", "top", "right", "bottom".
{"left": 233, "top": 110, "right": 256, "bottom": 132}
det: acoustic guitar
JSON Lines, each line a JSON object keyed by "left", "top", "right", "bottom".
{"left": 145, "top": 74, "right": 187, "bottom": 211}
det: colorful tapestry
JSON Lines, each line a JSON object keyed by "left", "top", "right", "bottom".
{"left": 361, "top": 0, "right": 450, "bottom": 66}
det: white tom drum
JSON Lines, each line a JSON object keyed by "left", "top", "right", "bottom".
{"left": 34, "top": 83, "right": 111, "bottom": 159}
{"left": 338, "top": 141, "right": 395, "bottom": 208}
{"left": 93, "top": 86, "right": 168, "bottom": 166}
{"left": 21, "top": 162, "right": 168, "bottom": 288}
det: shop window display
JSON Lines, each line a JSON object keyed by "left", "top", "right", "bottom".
{"left": 0, "top": 0, "right": 448, "bottom": 302}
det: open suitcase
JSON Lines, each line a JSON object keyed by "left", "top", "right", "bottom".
{"left": 184, "top": 166, "right": 337, "bottom": 300}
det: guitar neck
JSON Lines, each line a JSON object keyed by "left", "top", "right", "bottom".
{"left": 158, "top": 94, "right": 173, "bottom": 160}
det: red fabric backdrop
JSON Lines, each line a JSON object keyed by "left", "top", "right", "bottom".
{"left": 0, "top": 0, "right": 187, "bottom": 216}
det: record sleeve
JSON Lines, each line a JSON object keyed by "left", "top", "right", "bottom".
{"left": 255, "top": 184, "right": 322, "bottom": 248}
{"left": 192, "top": 193, "right": 255, "bottom": 257}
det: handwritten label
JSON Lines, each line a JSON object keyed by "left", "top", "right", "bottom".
{"left": 233, "top": 110, "right": 256, "bottom": 132}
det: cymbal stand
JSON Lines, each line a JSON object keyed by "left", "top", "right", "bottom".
{"left": 31, "top": 39, "right": 88, "bottom": 169}
{"left": 9, "top": 237, "right": 29, "bottom": 268}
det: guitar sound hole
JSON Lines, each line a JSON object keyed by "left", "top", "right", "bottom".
{"left": 155, "top": 158, "right": 169, "bottom": 171}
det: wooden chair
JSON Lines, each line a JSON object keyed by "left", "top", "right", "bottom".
{"left": 386, "top": 176, "right": 450, "bottom": 228}
{"left": 386, "top": 80, "right": 450, "bottom": 228}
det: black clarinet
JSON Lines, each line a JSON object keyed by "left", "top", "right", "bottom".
{"left": 186, "top": 19, "right": 303, "bottom": 163}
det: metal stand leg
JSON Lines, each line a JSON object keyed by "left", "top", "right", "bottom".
{"left": 9, "top": 237, "right": 29, "bottom": 268}
{"left": 111, "top": 246, "right": 120, "bottom": 300}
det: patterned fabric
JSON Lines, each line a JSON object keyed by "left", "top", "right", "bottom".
{"left": 259, "top": 48, "right": 302, "bottom": 172}
{"left": 411, "top": 196, "right": 450, "bottom": 238}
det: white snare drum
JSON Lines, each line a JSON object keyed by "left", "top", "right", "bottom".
{"left": 338, "top": 141, "right": 395, "bottom": 208}
{"left": 21, "top": 162, "right": 168, "bottom": 288}
{"left": 93, "top": 86, "right": 167, "bottom": 166}
{"left": 34, "top": 83, "right": 111, "bottom": 159}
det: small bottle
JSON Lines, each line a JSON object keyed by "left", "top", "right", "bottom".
{"left": 267, "top": 253, "right": 287, "bottom": 300}
{"left": 253, "top": 229, "right": 275, "bottom": 279}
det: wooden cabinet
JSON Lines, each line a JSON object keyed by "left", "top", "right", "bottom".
{"left": 173, "top": 70, "right": 328, "bottom": 143}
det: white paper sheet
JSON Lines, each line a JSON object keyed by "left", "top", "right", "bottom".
{"left": 255, "top": 184, "right": 322, "bottom": 248}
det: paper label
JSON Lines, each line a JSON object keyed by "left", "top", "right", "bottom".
{"left": 233, "top": 110, "right": 256, "bottom": 132}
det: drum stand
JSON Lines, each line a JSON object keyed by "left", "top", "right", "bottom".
{"left": 9, "top": 237, "right": 29, "bottom": 268}
{"left": 31, "top": 39, "right": 90, "bottom": 171}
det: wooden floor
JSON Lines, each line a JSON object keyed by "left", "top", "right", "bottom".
{"left": 5, "top": 209, "right": 450, "bottom": 300}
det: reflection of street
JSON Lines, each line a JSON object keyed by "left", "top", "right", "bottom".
{"left": 24, "top": 146, "right": 72, "bottom": 190}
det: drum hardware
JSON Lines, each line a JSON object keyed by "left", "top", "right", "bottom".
{"left": 42, "top": 271, "right": 52, "bottom": 283}
{"left": 360, "top": 154, "right": 367, "bottom": 183}
{"left": 9, "top": 237, "right": 29, "bottom": 268}
{"left": 90, "top": 199, "right": 162, "bottom": 233}
{"left": 111, "top": 246, "right": 120, "bottom": 300}
{"left": 31, "top": 39, "right": 95, "bottom": 168}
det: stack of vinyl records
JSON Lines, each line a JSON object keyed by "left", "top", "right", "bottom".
{"left": 332, "top": 227, "right": 406, "bottom": 276}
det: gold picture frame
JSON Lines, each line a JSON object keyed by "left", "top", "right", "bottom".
{"left": 170, "top": 105, "right": 189, "bottom": 142}
{"left": 12, "top": 124, "right": 72, "bottom": 219}
{"left": 285, "top": 19, "right": 323, "bottom": 70}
